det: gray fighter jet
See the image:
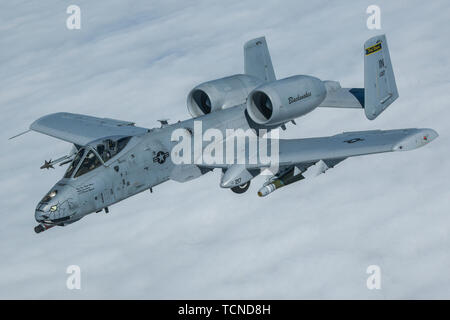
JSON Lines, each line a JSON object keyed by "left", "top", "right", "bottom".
{"left": 20, "top": 35, "right": 437, "bottom": 233}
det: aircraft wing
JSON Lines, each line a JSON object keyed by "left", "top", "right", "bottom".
{"left": 198, "top": 128, "right": 438, "bottom": 170}
{"left": 29, "top": 112, "right": 148, "bottom": 146}
{"left": 274, "top": 128, "right": 437, "bottom": 167}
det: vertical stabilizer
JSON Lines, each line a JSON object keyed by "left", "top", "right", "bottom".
{"left": 244, "top": 37, "right": 276, "bottom": 82}
{"left": 364, "top": 34, "right": 399, "bottom": 120}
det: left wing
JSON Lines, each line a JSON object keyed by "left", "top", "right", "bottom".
{"left": 30, "top": 112, "right": 148, "bottom": 146}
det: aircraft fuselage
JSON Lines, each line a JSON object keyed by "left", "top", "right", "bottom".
{"left": 34, "top": 104, "right": 252, "bottom": 230}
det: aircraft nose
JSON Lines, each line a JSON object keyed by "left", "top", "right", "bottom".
{"left": 35, "top": 210, "right": 46, "bottom": 222}
{"left": 35, "top": 183, "right": 79, "bottom": 226}
{"left": 35, "top": 202, "right": 51, "bottom": 222}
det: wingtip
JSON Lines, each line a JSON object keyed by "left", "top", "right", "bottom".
{"left": 393, "top": 128, "right": 438, "bottom": 151}
{"left": 426, "top": 128, "right": 439, "bottom": 141}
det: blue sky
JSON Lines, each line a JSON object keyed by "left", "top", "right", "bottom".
{"left": 0, "top": 0, "right": 449, "bottom": 298}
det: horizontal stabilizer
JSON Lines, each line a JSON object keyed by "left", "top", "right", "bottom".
{"left": 319, "top": 81, "right": 364, "bottom": 108}
{"left": 319, "top": 35, "right": 398, "bottom": 119}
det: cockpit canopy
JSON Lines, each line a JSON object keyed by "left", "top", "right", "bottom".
{"left": 64, "top": 136, "right": 131, "bottom": 179}
{"left": 94, "top": 136, "right": 131, "bottom": 163}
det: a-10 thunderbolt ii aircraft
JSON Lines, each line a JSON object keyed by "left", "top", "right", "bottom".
{"left": 17, "top": 35, "right": 437, "bottom": 233}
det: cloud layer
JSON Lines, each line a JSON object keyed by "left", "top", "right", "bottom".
{"left": 1, "top": 0, "right": 449, "bottom": 299}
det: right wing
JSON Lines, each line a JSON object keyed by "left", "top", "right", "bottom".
{"left": 276, "top": 128, "right": 437, "bottom": 167}
{"left": 199, "top": 128, "right": 438, "bottom": 170}
{"left": 30, "top": 112, "right": 148, "bottom": 146}
{"left": 199, "top": 128, "right": 437, "bottom": 189}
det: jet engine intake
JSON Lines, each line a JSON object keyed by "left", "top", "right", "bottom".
{"left": 246, "top": 75, "right": 326, "bottom": 125}
{"left": 187, "top": 74, "right": 261, "bottom": 117}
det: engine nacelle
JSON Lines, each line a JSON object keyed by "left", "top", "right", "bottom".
{"left": 187, "top": 74, "right": 261, "bottom": 117}
{"left": 246, "top": 75, "right": 326, "bottom": 125}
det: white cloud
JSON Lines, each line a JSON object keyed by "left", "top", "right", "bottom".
{"left": 1, "top": 0, "right": 449, "bottom": 299}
